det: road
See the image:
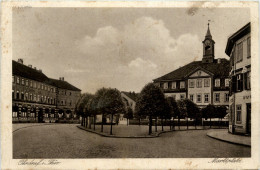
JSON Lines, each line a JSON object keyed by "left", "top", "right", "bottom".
{"left": 13, "top": 124, "right": 250, "bottom": 158}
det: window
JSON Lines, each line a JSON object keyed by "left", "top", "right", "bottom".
{"left": 34, "top": 82, "right": 37, "bottom": 88}
{"left": 34, "top": 95, "right": 37, "bottom": 101}
{"left": 41, "top": 96, "right": 44, "bottom": 102}
{"left": 41, "top": 84, "right": 44, "bottom": 90}
{"left": 180, "top": 94, "right": 185, "bottom": 100}
{"left": 26, "top": 80, "right": 28, "bottom": 86}
{"left": 204, "top": 78, "right": 210, "bottom": 87}
{"left": 69, "top": 92, "right": 72, "bottom": 96}
{"left": 245, "top": 71, "right": 251, "bottom": 90}
{"left": 215, "top": 93, "right": 220, "bottom": 102}
{"left": 16, "top": 91, "right": 19, "bottom": 99}
{"left": 189, "top": 80, "right": 194, "bottom": 88}
{"left": 237, "top": 74, "right": 243, "bottom": 91}
{"left": 12, "top": 76, "right": 14, "bottom": 83}
{"left": 247, "top": 37, "right": 251, "bottom": 58}
{"left": 215, "top": 79, "right": 220, "bottom": 87}
{"left": 180, "top": 81, "right": 185, "bottom": 88}
{"left": 172, "top": 82, "right": 176, "bottom": 89}
{"left": 21, "top": 79, "right": 24, "bottom": 85}
{"left": 16, "top": 77, "right": 20, "bottom": 84}
{"left": 38, "top": 83, "right": 40, "bottom": 89}
{"left": 29, "top": 94, "right": 33, "bottom": 101}
{"left": 197, "top": 94, "right": 201, "bottom": 103}
{"left": 12, "top": 112, "right": 17, "bottom": 117}
{"left": 224, "top": 93, "right": 229, "bottom": 102}
{"left": 204, "top": 94, "right": 209, "bottom": 103}
{"left": 237, "top": 42, "right": 243, "bottom": 62}
{"left": 25, "top": 93, "right": 28, "bottom": 100}
{"left": 38, "top": 95, "right": 40, "bottom": 102}
{"left": 172, "top": 95, "right": 176, "bottom": 100}
{"left": 30, "top": 81, "right": 33, "bottom": 87}
{"left": 236, "top": 105, "right": 242, "bottom": 122}
{"left": 225, "top": 79, "right": 229, "bottom": 87}
{"left": 196, "top": 79, "right": 202, "bottom": 88}
{"left": 12, "top": 90, "right": 14, "bottom": 99}
{"left": 163, "top": 82, "right": 168, "bottom": 89}
{"left": 190, "top": 94, "right": 194, "bottom": 101}
{"left": 21, "top": 92, "right": 24, "bottom": 100}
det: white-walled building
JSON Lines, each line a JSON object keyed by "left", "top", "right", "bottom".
{"left": 225, "top": 22, "right": 251, "bottom": 135}
{"left": 154, "top": 24, "right": 230, "bottom": 109}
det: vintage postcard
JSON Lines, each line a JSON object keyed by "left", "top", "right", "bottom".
{"left": 1, "top": 1, "right": 259, "bottom": 169}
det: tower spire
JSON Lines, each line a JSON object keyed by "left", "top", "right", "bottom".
{"left": 206, "top": 20, "right": 212, "bottom": 38}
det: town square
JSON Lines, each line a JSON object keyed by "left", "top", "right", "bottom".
{"left": 10, "top": 6, "right": 252, "bottom": 160}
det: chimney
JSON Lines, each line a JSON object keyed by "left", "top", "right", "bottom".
{"left": 28, "top": 65, "right": 32, "bottom": 68}
{"left": 34, "top": 67, "right": 37, "bottom": 70}
{"left": 61, "top": 77, "right": 64, "bottom": 81}
{"left": 38, "top": 69, "right": 42, "bottom": 73}
{"left": 18, "top": 58, "right": 23, "bottom": 64}
{"left": 217, "top": 58, "right": 221, "bottom": 64}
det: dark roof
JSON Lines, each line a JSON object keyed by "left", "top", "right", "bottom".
{"left": 154, "top": 59, "right": 230, "bottom": 82}
{"left": 12, "top": 60, "right": 49, "bottom": 82}
{"left": 225, "top": 22, "right": 250, "bottom": 56}
{"left": 121, "top": 91, "right": 139, "bottom": 102}
{"left": 48, "top": 78, "right": 81, "bottom": 91}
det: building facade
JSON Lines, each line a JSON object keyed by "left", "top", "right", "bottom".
{"left": 12, "top": 59, "right": 81, "bottom": 123}
{"left": 225, "top": 23, "right": 251, "bottom": 135}
{"left": 153, "top": 24, "right": 230, "bottom": 109}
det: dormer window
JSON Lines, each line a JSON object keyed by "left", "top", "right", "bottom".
{"left": 215, "top": 79, "right": 220, "bottom": 87}
{"left": 163, "top": 82, "right": 168, "bottom": 89}
{"left": 180, "top": 81, "right": 185, "bottom": 89}
{"left": 172, "top": 82, "right": 176, "bottom": 89}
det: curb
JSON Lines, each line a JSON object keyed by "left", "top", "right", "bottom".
{"left": 77, "top": 125, "right": 174, "bottom": 138}
{"left": 206, "top": 133, "right": 251, "bottom": 147}
{"left": 12, "top": 123, "right": 55, "bottom": 133}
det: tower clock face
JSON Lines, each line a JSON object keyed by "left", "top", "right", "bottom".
{"left": 205, "top": 40, "right": 211, "bottom": 50}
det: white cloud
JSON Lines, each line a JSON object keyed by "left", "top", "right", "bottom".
{"left": 75, "top": 16, "right": 202, "bottom": 92}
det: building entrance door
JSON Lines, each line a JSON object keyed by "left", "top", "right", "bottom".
{"left": 38, "top": 108, "right": 43, "bottom": 123}
{"left": 246, "top": 103, "right": 251, "bottom": 134}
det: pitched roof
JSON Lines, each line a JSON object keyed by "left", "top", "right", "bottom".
{"left": 154, "top": 58, "right": 230, "bottom": 82}
{"left": 48, "top": 78, "right": 81, "bottom": 91}
{"left": 225, "top": 22, "right": 250, "bottom": 56}
{"left": 12, "top": 60, "right": 49, "bottom": 82}
{"left": 121, "top": 91, "right": 139, "bottom": 102}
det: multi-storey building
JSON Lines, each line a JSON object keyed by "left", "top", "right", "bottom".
{"left": 153, "top": 24, "right": 230, "bottom": 108}
{"left": 12, "top": 59, "right": 81, "bottom": 123}
{"left": 225, "top": 22, "right": 251, "bottom": 135}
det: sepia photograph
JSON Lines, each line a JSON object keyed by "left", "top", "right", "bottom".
{"left": 1, "top": 1, "right": 259, "bottom": 169}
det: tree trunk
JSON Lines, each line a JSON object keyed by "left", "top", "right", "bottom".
{"left": 139, "top": 117, "right": 141, "bottom": 126}
{"left": 89, "top": 116, "right": 91, "bottom": 129}
{"left": 172, "top": 118, "right": 175, "bottom": 131}
{"left": 86, "top": 117, "right": 88, "bottom": 128}
{"left": 186, "top": 117, "right": 188, "bottom": 130}
{"left": 155, "top": 117, "right": 158, "bottom": 132}
{"left": 170, "top": 119, "right": 172, "bottom": 130}
{"left": 127, "top": 118, "right": 129, "bottom": 126}
{"left": 93, "top": 115, "right": 96, "bottom": 131}
{"left": 195, "top": 117, "right": 197, "bottom": 130}
{"left": 148, "top": 115, "right": 152, "bottom": 135}
{"left": 161, "top": 118, "right": 164, "bottom": 131}
{"left": 210, "top": 117, "right": 212, "bottom": 128}
{"left": 81, "top": 116, "right": 83, "bottom": 126}
{"left": 219, "top": 118, "right": 220, "bottom": 129}
{"left": 220, "top": 118, "right": 222, "bottom": 128}
{"left": 101, "top": 113, "right": 104, "bottom": 132}
{"left": 110, "top": 114, "right": 113, "bottom": 135}
{"left": 178, "top": 117, "right": 180, "bottom": 130}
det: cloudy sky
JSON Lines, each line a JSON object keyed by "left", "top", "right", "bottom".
{"left": 13, "top": 7, "right": 250, "bottom": 93}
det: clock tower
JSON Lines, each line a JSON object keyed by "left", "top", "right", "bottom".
{"left": 202, "top": 23, "right": 215, "bottom": 63}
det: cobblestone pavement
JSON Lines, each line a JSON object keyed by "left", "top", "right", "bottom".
{"left": 13, "top": 124, "right": 250, "bottom": 158}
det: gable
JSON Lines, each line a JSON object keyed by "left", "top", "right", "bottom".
{"left": 189, "top": 70, "right": 210, "bottom": 78}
